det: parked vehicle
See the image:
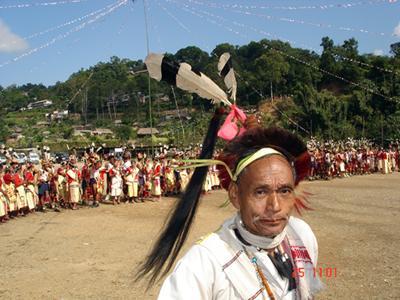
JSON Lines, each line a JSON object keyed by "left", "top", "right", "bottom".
{"left": 55, "top": 152, "right": 69, "bottom": 164}
{"left": 28, "top": 152, "right": 40, "bottom": 164}
{"left": 16, "top": 153, "right": 27, "bottom": 164}
{"left": 0, "top": 156, "right": 6, "bottom": 165}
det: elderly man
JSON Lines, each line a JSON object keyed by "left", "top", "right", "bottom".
{"left": 139, "top": 122, "right": 322, "bottom": 300}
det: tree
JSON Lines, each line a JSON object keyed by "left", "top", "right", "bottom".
{"left": 175, "top": 46, "right": 210, "bottom": 70}
{"left": 319, "top": 37, "right": 339, "bottom": 88}
{"left": 254, "top": 50, "right": 289, "bottom": 97}
{"left": 390, "top": 42, "right": 400, "bottom": 58}
{"left": 115, "top": 125, "right": 132, "bottom": 141}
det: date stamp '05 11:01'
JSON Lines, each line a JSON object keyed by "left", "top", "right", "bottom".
{"left": 292, "top": 267, "right": 337, "bottom": 278}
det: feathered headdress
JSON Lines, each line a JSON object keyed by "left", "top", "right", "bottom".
{"left": 138, "top": 53, "right": 228, "bottom": 285}
{"left": 138, "top": 52, "right": 311, "bottom": 287}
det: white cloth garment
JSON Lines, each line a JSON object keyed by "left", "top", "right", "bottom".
{"left": 158, "top": 215, "right": 323, "bottom": 300}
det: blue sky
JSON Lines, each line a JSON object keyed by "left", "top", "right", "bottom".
{"left": 0, "top": 0, "right": 399, "bottom": 87}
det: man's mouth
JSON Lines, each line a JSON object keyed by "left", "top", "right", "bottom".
{"left": 258, "top": 218, "right": 285, "bottom": 225}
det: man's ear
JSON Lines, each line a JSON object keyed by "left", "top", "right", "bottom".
{"left": 228, "top": 181, "right": 240, "bottom": 209}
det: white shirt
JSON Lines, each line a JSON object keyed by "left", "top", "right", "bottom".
{"left": 158, "top": 216, "right": 322, "bottom": 300}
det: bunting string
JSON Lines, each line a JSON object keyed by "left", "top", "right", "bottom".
{"left": 166, "top": 0, "right": 400, "bottom": 104}
{"left": 0, "top": 0, "right": 91, "bottom": 9}
{"left": 177, "top": 0, "right": 398, "bottom": 76}
{"left": 156, "top": 0, "right": 191, "bottom": 33}
{"left": 179, "top": 0, "right": 392, "bottom": 37}
{"left": 157, "top": 0, "right": 312, "bottom": 134}
{"left": 0, "top": 2, "right": 116, "bottom": 50}
{"left": 179, "top": 0, "right": 398, "bottom": 11}
{"left": 0, "top": 0, "right": 128, "bottom": 69}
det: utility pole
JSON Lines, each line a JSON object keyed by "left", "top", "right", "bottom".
{"left": 381, "top": 114, "right": 384, "bottom": 146}
{"left": 270, "top": 81, "right": 273, "bottom": 103}
{"left": 171, "top": 86, "right": 185, "bottom": 142}
{"left": 142, "top": 0, "right": 153, "bottom": 154}
{"left": 84, "top": 87, "right": 88, "bottom": 125}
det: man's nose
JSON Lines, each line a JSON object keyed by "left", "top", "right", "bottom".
{"left": 266, "top": 191, "right": 280, "bottom": 212}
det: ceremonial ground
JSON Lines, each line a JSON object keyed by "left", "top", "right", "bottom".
{"left": 1, "top": 173, "right": 399, "bottom": 299}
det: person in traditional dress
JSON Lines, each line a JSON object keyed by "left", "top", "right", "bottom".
{"left": 13, "top": 162, "right": 29, "bottom": 216}
{"left": 100, "top": 165, "right": 108, "bottom": 200}
{"left": 66, "top": 159, "right": 81, "bottom": 210}
{"left": 0, "top": 178, "right": 9, "bottom": 223}
{"left": 122, "top": 151, "right": 132, "bottom": 202}
{"left": 3, "top": 172, "right": 18, "bottom": 218}
{"left": 37, "top": 161, "right": 51, "bottom": 212}
{"left": 164, "top": 163, "right": 175, "bottom": 196}
{"left": 137, "top": 162, "right": 145, "bottom": 201}
{"left": 25, "top": 167, "right": 38, "bottom": 212}
{"left": 137, "top": 110, "right": 323, "bottom": 299}
{"left": 125, "top": 162, "right": 140, "bottom": 203}
{"left": 53, "top": 166, "right": 67, "bottom": 208}
{"left": 109, "top": 159, "right": 123, "bottom": 205}
{"left": 81, "top": 159, "right": 91, "bottom": 206}
{"left": 382, "top": 150, "right": 389, "bottom": 174}
{"left": 143, "top": 159, "right": 153, "bottom": 199}
{"left": 89, "top": 157, "right": 102, "bottom": 207}
{"left": 179, "top": 168, "right": 189, "bottom": 193}
{"left": 151, "top": 159, "right": 162, "bottom": 200}
{"left": 202, "top": 167, "right": 213, "bottom": 193}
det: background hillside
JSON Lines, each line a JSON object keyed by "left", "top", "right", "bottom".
{"left": 1, "top": 38, "right": 399, "bottom": 150}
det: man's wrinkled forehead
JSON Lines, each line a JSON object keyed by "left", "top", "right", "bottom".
{"left": 237, "top": 154, "right": 295, "bottom": 184}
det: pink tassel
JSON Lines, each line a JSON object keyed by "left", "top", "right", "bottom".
{"left": 217, "top": 105, "right": 247, "bottom": 141}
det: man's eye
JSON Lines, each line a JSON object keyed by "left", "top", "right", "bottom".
{"left": 280, "top": 188, "right": 293, "bottom": 195}
{"left": 255, "top": 189, "right": 267, "bottom": 196}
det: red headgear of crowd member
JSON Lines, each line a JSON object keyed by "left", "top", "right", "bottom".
{"left": 25, "top": 171, "right": 35, "bottom": 184}
{"left": 3, "top": 173, "right": 13, "bottom": 185}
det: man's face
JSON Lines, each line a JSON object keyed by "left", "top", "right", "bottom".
{"left": 229, "top": 155, "right": 295, "bottom": 238}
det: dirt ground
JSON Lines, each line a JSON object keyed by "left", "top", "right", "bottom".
{"left": 0, "top": 172, "right": 399, "bottom": 300}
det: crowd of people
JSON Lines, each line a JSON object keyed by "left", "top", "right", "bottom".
{"left": 0, "top": 147, "right": 222, "bottom": 223}
{"left": 307, "top": 137, "right": 399, "bottom": 180}
{"left": 0, "top": 138, "right": 399, "bottom": 224}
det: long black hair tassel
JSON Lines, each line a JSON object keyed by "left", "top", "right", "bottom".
{"left": 136, "top": 107, "right": 224, "bottom": 286}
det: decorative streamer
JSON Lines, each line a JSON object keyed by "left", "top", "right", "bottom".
{"left": 179, "top": 0, "right": 398, "bottom": 11}
{"left": 155, "top": 0, "right": 191, "bottom": 32}
{"left": 166, "top": 0, "right": 311, "bottom": 134}
{"left": 154, "top": 0, "right": 215, "bottom": 54}
{"left": 180, "top": 0, "right": 392, "bottom": 37}
{"left": 170, "top": 0, "right": 399, "bottom": 104}
{"left": 0, "top": 0, "right": 90, "bottom": 9}
{"left": 0, "top": 0, "right": 128, "bottom": 69}
{"left": 0, "top": 2, "right": 116, "bottom": 50}
{"left": 177, "top": 0, "right": 398, "bottom": 76}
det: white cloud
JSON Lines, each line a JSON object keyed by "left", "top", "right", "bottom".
{"left": 0, "top": 18, "right": 28, "bottom": 53}
{"left": 394, "top": 22, "right": 400, "bottom": 37}
{"left": 373, "top": 49, "right": 384, "bottom": 56}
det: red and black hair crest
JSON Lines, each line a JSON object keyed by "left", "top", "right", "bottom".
{"left": 216, "top": 126, "right": 312, "bottom": 213}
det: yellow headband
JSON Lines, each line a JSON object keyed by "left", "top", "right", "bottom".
{"left": 173, "top": 148, "right": 285, "bottom": 183}
{"left": 232, "top": 147, "right": 284, "bottom": 181}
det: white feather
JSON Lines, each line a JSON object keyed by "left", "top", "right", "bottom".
{"left": 218, "top": 52, "right": 237, "bottom": 102}
{"left": 145, "top": 53, "right": 163, "bottom": 81}
{"left": 145, "top": 53, "right": 231, "bottom": 106}
{"left": 177, "top": 63, "right": 231, "bottom": 106}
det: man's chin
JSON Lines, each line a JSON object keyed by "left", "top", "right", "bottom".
{"left": 255, "top": 222, "right": 285, "bottom": 238}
